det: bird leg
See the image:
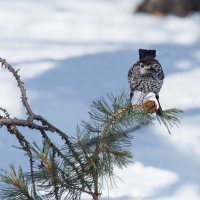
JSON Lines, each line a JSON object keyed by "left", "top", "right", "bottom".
{"left": 128, "top": 90, "right": 134, "bottom": 113}
{"left": 155, "top": 94, "right": 163, "bottom": 115}
{"left": 130, "top": 90, "right": 133, "bottom": 104}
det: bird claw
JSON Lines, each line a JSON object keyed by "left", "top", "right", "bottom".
{"left": 126, "top": 101, "right": 132, "bottom": 114}
{"left": 156, "top": 107, "right": 163, "bottom": 116}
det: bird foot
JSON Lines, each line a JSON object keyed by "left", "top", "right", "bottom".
{"left": 127, "top": 101, "right": 132, "bottom": 114}
{"left": 156, "top": 107, "right": 163, "bottom": 116}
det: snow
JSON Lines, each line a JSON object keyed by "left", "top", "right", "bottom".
{"left": 154, "top": 184, "right": 200, "bottom": 200}
{"left": 102, "top": 162, "right": 178, "bottom": 199}
{"left": 0, "top": 0, "right": 200, "bottom": 199}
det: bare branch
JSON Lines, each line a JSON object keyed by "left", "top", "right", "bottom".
{"left": 6, "top": 125, "right": 37, "bottom": 198}
{"left": 0, "top": 107, "right": 10, "bottom": 118}
{"left": 0, "top": 58, "right": 34, "bottom": 120}
{"left": 0, "top": 117, "right": 53, "bottom": 131}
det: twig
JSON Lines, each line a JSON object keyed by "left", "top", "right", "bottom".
{"left": 6, "top": 125, "right": 37, "bottom": 198}
{"left": 0, "top": 58, "right": 34, "bottom": 120}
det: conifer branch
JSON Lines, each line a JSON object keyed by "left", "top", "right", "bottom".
{"left": 39, "top": 129, "right": 92, "bottom": 193}
{"left": 0, "top": 58, "right": 86, "bottom": 170}
{"left": 29, "top": 143, "right": 93, "bottom": 197}
{"left": 6, "top": 125, "right": 37, "bottom": 198}
{"left": 157, "top": 108, "right": 183, "bottom": 134}
{"left": 0, "top": 165, "right": 38, "bottom": 200}
{"left": 0, "top": 58, "right": 183, "bottom": 200}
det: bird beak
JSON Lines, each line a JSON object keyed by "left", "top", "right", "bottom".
{"left": 146, "top": 66, "right": 155, "bottom": 71}
{"left": 146, "top": 66, "right": 152, "bottom": 70}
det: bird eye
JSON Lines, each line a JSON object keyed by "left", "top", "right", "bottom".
{"left": 154, "top": 64, "right": 158, "bottom": 68}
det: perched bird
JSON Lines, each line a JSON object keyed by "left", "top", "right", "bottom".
{"left": 128, "top": 49, "right": 165, "bottom": 115}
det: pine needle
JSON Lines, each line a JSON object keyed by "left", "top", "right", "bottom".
{"left": 156, "top": 108, "right": 184, "bottom": 134}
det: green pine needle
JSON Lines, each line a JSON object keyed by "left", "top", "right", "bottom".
{"left": 0, "top": 165, "right": 36, "bottom": 200}
{"left": 0, "top": 89, "right": 184, "bottom": 200}
{"left": 156, "top": 108, "right": 184, "bottom": 134}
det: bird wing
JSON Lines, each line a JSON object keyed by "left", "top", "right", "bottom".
{"left": 158, "top": 69, "right": 165, "bottom": 80}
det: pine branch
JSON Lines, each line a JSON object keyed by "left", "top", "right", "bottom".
{"left": 39, "top": 129, "right": 92, "bottom": 192}
{"left": 6, "top": 125, "right": 37, "bottom": 198}
{"left": 0, "top": 58, "right": 86, "bottom": 171}
{"left": 157, "top": 108, "right": 183, "bottom": 134}
{"left": 27, "top": 142, "right": 92, "bottom": 199}
{"left": 0, "top": 108, "right": 37, "bottom": 198}
{"left": 0, "top": 165, "right": 40, "bottom": 200}
{"left": 75, "top": 92, "right": 183, "bottom": 198}
{"left": 0, "top": 58, "right": 183, "bottom": 200}
{"left": 0, "top": 58, "right": 93, "bottom": 199}
{"left": 76, "top": 92, "right": 157, "bottom": 198}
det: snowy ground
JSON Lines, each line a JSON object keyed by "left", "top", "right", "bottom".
{"left": 0, "top": 0, "right": 200, "bottom": 199}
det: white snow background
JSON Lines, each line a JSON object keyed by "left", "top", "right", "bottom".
{"left": 0, "top": 0, "right": 200, "bottom": 199}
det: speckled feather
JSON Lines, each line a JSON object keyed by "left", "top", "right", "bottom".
{"left": 128, "top": 53, "right": 164, "bottom": 96}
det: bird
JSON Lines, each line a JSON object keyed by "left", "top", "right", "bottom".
{"left": 128, "top": 49, "right": 165, "bottom": 115}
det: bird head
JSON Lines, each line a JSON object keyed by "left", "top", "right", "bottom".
{"left": 138, "top": 60, "right": 161, "bottom": 75}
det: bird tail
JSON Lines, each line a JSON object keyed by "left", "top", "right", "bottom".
{"left": 139, "top": 49, "right": 156, "bottom": 60}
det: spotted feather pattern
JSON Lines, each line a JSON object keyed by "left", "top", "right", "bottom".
{"left": 128, "top": 58, "right": 164, "bottom": 95}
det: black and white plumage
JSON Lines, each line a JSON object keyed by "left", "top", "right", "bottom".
{"left": 128, "top": 49, "right": 165, "bottom": 115}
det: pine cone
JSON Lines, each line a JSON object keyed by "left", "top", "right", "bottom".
{"left": 143, "top": 100, "right": 157, "bottom": 113}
